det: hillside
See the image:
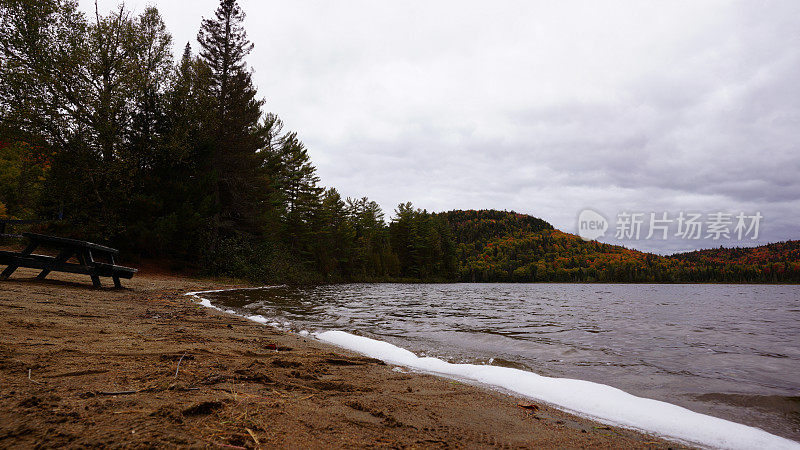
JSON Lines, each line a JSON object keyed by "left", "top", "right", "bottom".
{"left": 670, "top": 241, "right": 800, "bottom": 282}
{"left": 436, "top": 210, "right": 800, "bottom": 283}
{"left": 672, "top": 241, "right": 800, "bottom": 265}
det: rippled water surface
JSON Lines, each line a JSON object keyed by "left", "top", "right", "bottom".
{"left": 203, "top": 283, "right": 800, "bottom": 440}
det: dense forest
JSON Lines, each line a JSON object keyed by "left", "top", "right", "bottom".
{"left": 1, "top": 0, "right": 798, "bottom": 284}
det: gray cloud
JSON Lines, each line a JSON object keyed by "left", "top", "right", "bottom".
{"left": 83, "top": 0, "right": 800, "bottom": 253}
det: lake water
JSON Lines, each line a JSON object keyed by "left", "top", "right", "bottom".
{"left": 202, "top": 283, "right": 800, "bottom": 441}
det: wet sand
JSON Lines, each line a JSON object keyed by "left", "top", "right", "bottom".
{"left": 0, "top": 269, "right": 690, "bottom": 448}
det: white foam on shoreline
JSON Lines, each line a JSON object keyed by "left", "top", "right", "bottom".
{"left": 317, "top": 330, "right": 800, "bottom": 450}
{"left": 185, "top": 286, "right": 310, "bottom": 335}
{"left": 186, "top": 288, "right": 799, "bottom": 449}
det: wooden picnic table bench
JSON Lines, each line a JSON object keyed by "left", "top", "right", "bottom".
{"left": 0, "top": 232, "right": 137, "bottom": 288}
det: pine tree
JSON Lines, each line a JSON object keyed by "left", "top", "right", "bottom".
{"left": 316, "top": 188, "right": 355, "bottom": 279}
{"left": 197, "top": 0, "right": 267, "bottom": 239}
{"left": 197, "top": 0, "right": 253, "bottom": 115}
{"left": 270, "top": 133, "right": 323, "bottom": 250}
{"left": 390, "top": 202, "right": 418, "bottom": 277}
{"left": 345, "top": 196, "right": 393, "bottom": 278}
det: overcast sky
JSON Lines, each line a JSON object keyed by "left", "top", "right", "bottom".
{"left": 80, "top": 0, "right": 800, "bottom": 253}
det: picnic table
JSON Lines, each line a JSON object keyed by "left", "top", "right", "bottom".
{"left": 0, "top": 232, "right": 137, "bottom": 288}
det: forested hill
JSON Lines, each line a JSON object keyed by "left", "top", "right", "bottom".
{"left": 439, "top": 210, "right": 800, "bottom": 283}
{"left": 438, "top": 210, "right": 554, "bottom": 244}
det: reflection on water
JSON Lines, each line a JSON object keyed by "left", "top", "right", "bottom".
{"left": 203, "top": 283, "right": 800, "bottom": 441}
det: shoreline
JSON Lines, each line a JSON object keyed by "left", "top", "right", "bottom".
{"left": 0, "top": 269, "right": 693, "bottom": 448}
{"left": 191, "top": 286, "right": 799, "bottom": 449}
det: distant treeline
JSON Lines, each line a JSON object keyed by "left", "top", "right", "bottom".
{"left": 1, "top": 1, "right": 798, "bottom": 284}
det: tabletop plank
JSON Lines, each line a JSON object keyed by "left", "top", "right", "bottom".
{"left": 22, "top": 232, "right": 120, "bottom": 254}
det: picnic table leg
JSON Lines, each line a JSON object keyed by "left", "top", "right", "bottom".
{"left": 0, "top": 241, "right": 38, "bottom": 281}
{"left": 84, "top": 250, "right": 101, "bottom": 288}
{"left": 36, "top": 249, "right": 73, "bottom": 280}
{"left": 0, "top": 265, "right": 15, "bottom": 281}
{"left": 108, "top": 253, "right": 122, "bottom": 288}
{"left": 0, "top": 263, "right": 17, "bottom": 281}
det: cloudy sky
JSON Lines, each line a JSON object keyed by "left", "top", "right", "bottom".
{"left": 80, "top": 0, "right": 800, "bottom": 253}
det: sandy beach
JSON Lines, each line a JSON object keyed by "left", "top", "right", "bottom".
{"left": 0, "top": 269, "right": 689, "bottom": 448}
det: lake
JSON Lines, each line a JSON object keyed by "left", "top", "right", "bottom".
{"left": 200, "top": 283, "right": 800, "bottom": 442}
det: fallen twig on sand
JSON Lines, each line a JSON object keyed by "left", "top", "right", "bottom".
{"left": 280, "top": 380, "right": 318, "bottom": 392}
{"left": 93, "top": 385, "right": 200, "bottom": 396}
{"left": 213, "top": 442, "right": 246, "bottom": 450}
{"left": 245, "top": 428, "right": 260, "bottom": 446}
{"left": 44, "top": 369, "right": 109, "bottom": 378}
{"left": 517, "top": 402, "right": 539, "bottom": 411}
{"left": 97, "top": 390, "right": 141, "bottom": 395}
{"left": 211, "top": 387, "right": 239, "bottom": 395}
{"left": 27, "top": 369, "right": 43, "bottom": 385}
{"left": 174, "top": 351, "right": 188, "bottom": 379}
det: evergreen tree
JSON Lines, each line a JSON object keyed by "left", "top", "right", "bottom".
{"left": 268, "top": 132, "right": 323, "bottom": 257}
{"left": 316, "top": 188, "right": 355, "bottom": 279}
{"left": 197, "top": 0, "right": 253, "bottom": 115}
{"left": 346, "top": 197, "right": 394, "bottom": 278}
{"left": 197, "top": 0, "right": 267, "bottom": 240}
{"left": 390, "top": 202, "right": 421, "bottom": 278}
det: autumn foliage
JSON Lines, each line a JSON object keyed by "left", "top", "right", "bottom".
{"left": 439, "top": 210, "right": 800, "bottom": 283}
